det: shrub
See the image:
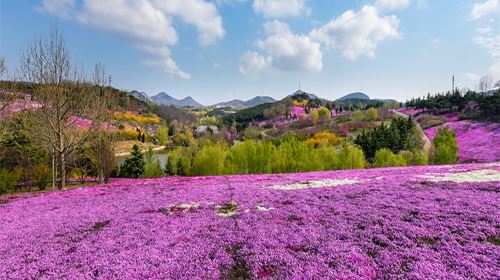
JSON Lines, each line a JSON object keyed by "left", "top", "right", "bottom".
{"left": 310, "top": 110, "right": 319, "bottom": 124}
{"left": 191, "top": 142, "right": 227, "bottom": 176}
{"left": 365, "top": 108, "right": 378, "bottom": 121}
{"left": 177, "top": 156, "right": 192, "bottom": 176}
{"left": 318, "top": 107, "right": 331, "bottom": 121}
{"left": 228, "top": 141, "right": 275, "bottom": 174}
{"left": 373, "top": 148, "right": 407, "bottom": 168}
{"left": 0, "top": 169, "right": 20, "bottom": 194}
{"left": 401, "top": 150, "right": 428, "bottom": 166}
{"left": 337, "top": 145, "right": 366, "bottom": 170}
{"left": 432, "top": 128, "right": 458, "bottom": 164}
{"left": 306, "top": 132, "right": 341, "bottom": 147}
{"left": 143, "top": 147, "right": 164, "bottom": 178}
{"left": 118, "top": 145, "right": 145, "bottom": 178}
{"left": 157, "top": 126, "right": 168, "bottom": 146}
{"left": 32, "top": 163, "right": 52, "bottom": 190}
{"left": 165, "top": 150, "right": 180, "bottom": 176}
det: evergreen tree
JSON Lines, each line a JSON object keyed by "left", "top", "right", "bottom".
{"left": 119, "top": 144, "right": 145, "bottom": 178}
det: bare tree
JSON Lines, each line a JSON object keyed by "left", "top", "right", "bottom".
{"left": 86, "top": 63, "right": 116, "bottom": 183}
{"left": 478, "top": 75, "right": 493, "bottom": 92}
{"left": 495, "top": 80, "right": 500, "bottom": 88}
{"left": 0, "top": 56, "right": 6, "bottom": 78}
{"left": 20, "top": 25, "right": 100, "bottom": 189}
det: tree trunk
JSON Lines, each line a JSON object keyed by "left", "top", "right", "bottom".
{"left": 60, "top": 151, "right": 66, "bottom": 189}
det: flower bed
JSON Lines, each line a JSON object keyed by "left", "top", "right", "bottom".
{"left": 1, "top": 163, "right": 499, "bottom": 279}
{"left": 425, "top": 120, "right": 500, "bottom": 163}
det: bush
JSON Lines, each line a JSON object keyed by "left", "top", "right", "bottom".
{"left": 191, "top": 142, "right": 227, "bottom": 176}
{"left": 365, "top": 108, "right": 378, "bottom": 121}
{"left": 337, "top": 145, "right": 366, "bottom": 170}
{"left": 143, "top": 147, "right": 164, "bottom": 178}
{"left": 401, "top": 150, "right": 428, "bottom": 166}
{"left": 118, "top": 145, "right": 145, "bottom": 178}
{"left": 32, "top": 163, "right": 52, "bottom": 190}
{"left": 165, "top": 150, "right": 180, "bottom": 176}
{"left": 228, "top": 141, "right": 275, "bottom": 174}
{"left": 0, "top": 169, "right": 20, "bottom": 194}
{"left": 318, "top": 107, "right": 331, "bottom": 121}
{"left": 373, "top": 148, "right": 407, "bottom": 168}
{"left": 432, "top": 128, "right": 458, "bottom": 164}
{"left": 306, "top": 132, "right": 341, "bottom": 147}
{"left": 157, "top": 126, "right": 168, "bottom": 146}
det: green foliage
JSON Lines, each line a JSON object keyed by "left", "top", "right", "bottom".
{"left": 337, "top": 144, "right": 366, "bottom": 170}
{"left": 373, "top": 148, "right": 407, "bottom": 168}
{"left": 119, "top": 145, "right": 145, "bottom": 178}
{"left": 317, "top": 107, "right": 331, "bottom": 121}
{"left": 432, "top": 128, "right": 458, "bottom": 164}
{"left": 177, "top": 156, "right": 192, "bottom": 176}
{"left": 310, "top": 110, "right": 319, "bottom": 123}
{"left": 365, "top": 108, "right": 378, "bottom": 121}
{"left": 0, "top": 169, "right": 20, "bottom": 194}
{"left": 401, "top": 150, "right": 429, "bottom": 166}
{"left": 31, "top": 163, "right": 52, "bottom": 190}
{"left": 355, "top": 117, "right": 416, "bottom": 161}
{"left": 168, "top": 124, "right": 176, "bottom": 136}
{"left": 165, "top": 150, "right": 180, "bottom": 176}
{"left": 191, "top": 142, "right": 227, "bottom": 176}
{"left": 157, "top": 126, "right": 168, "bottom": 146}
{"left": 143, "top": 147, "right": 164, "bottom": 178}
{"left": 228, "top": 141, "right": 275, "bottom": 174}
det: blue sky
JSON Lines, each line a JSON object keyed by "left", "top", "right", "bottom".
{"left": 1, "top": 0, "right": 499, "bottom": 105}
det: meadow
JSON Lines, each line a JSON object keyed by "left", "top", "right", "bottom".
{"left": 1, "top": 163, "right": 499, "bottom": 279}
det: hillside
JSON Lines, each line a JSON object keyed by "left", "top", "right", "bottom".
{"left": 337, "top": 92, "right": 370, "bottom": 101}
{"left": 212, "top": 96, "right": 276, "bottom": 110}
{"left": 1, "top": 163, "right": 498, "bottom": 278}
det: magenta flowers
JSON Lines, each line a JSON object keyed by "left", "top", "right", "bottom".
{"left": 1, "top": 163, "right": 499, "bottom": 279}
{"left": 425, "top": 120, "right": 500, "bottom": 163}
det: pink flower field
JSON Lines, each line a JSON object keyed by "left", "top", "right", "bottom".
{"left": 425, "top": 120, "right": 500, "bottom": 163}
{"left": 1, "top": 163, "right": 499, "bottom": 279}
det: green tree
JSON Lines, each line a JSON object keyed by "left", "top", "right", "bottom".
{"left": 143, "top": 147, "right": 163, "bottom": 178}
{"left": 157, "top": 126, "right": 168, "bottom": 146}
{"left": 119, "top": 144, "right": 145, "bottom": 178}
{"left": 310, "top": 110, "right": 319, "bottom": 124}
{"left": 432, "top": 128, "right": 458, "bottom": 164}
{"left": 317, "top": 107, "right": 331, "bottom": 121}
{"left": 165, "top": 150, "right": 180, "bottom": 176}
{"left": 373, "top": 148, "right": 407, "bottom": 168}
{"left": 337, "top": 144, "right": 366, "bottom": 170}
{"left": 365, "top": 108, "right": 378, "bottom": 121}
{"left": 191, "top": 142, "right": 227, "bottom": 176}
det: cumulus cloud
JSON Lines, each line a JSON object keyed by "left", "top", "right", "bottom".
{"left": 375, "top": 0, "right": 410, "bottom": 11}
{"left": 309, "top": 5, "right": 400, "bottom": 60}
{"left": 470, "top": 0, "right": 500, "bottom": 20}
{"left": 40, "top": 0, "right": 225, "bottom": 79}
{"left": 490, "top": 61, "right": 500, "bottom": 80}
{"left": 239, "top": 20, "right": 322, "bottom": 77}
{"left": 40, "top": 0, "right": 75, "bottom": 18}
{"left": 253, "top": 0, "right": 310, "bottom": 18}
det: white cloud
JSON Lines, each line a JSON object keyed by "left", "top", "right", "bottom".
{"left": 41, "top": 0, "right": 225, "bottom": 79}
{"left": 375, "top": 0, "right": 410, "bottom": 11}
{"left": 40, "top": 0, "right": 75, "bottom": 18}
{"left": 239, "top": 20, "right": 322, "bottom": 77}
{"left": 466, "top": 72, "right": 481, "bottom": 81}
{"left": 470, "top": 0, "right": 500, "bottom": 20}
{"left": 473, "top": 32, "right": 500, "bottom": 58}
{"left": 490, "top": 61, "right": 500, "bottom": 80}
{"left": 253, "top": 0, "right": 309, "bottom": 18}
{"left": 239, "top": 52, "right": 272, "bottom": 77}
{"left": 309, "top": 5, "right": 400, "bottom": 60}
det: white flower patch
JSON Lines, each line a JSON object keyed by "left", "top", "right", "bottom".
{"left": 163, "top": 202, "right": 200, "bottom": 214}
{"left": 269, "top": 179, "right": 360, "bottom": 191}
{"left": 420, "top": 169, "right": 500, "bottom": 183}
{"left": 256, "top": 205, "right": 274, "bottom": 212}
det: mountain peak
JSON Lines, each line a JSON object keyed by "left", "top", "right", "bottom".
{"left": 151, "top": 92, "right": 204, "bottom": 108}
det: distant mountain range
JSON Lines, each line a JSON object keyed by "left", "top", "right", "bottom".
{"left": 150, "top": 92, "right": 204, "bottom": 108}
{"left": 212, "top": 96, "right": 277, "bottom": 109}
